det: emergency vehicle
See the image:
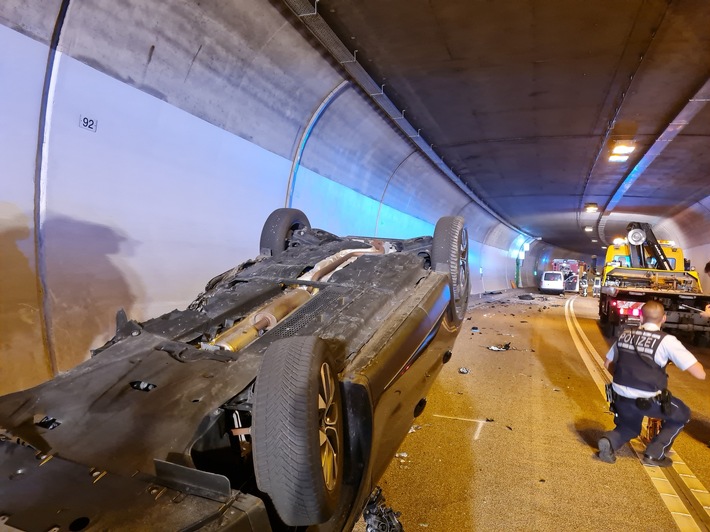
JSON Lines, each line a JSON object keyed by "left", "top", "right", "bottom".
{"left": 598, "top": 222, "right": 710, "bottom": 341}
{"left": 551, "top": 259, "right": 588, "bottom": 293}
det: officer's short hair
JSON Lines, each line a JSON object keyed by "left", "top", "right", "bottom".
{"left": 642, "top": 300, "right": 665, "bottom": 323}
{"left": 705, "top": 260, "right": 710, "bottom": 274}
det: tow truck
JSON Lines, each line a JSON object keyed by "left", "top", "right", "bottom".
{"left": 598, "top": 222, "right": 710, "bottom": 341}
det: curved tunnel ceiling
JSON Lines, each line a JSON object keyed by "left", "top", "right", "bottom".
{"left": 290, "top": 0, "right": 710, "bottom": 256}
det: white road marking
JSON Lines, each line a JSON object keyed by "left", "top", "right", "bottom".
{"left": 432, "top": 414, "right": 488, "bottom": 439}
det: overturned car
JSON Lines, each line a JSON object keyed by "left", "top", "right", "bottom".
{"left": 0, "top": 208, "right": 470, "bottom": 531}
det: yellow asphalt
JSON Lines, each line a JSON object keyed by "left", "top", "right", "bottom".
{"left": 357, "top": 290, "right": 710, "bottom": 531}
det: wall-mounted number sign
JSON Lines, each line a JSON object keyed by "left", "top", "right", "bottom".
{"left": 79, "top": 115, "right": 98, "bottom": 132}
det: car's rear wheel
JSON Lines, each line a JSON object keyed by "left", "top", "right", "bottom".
{"left": 259, "top": 208, "right": 311, "bottom": 258}
{"left": 432, "top": 215, "right": 470, "bottom": 322}
{"left": 253, "top": 336, "right": 343, "bottom": 526}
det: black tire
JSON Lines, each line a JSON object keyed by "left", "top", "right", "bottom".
{"left": 431, "top": 216, "right": 470, "bottom": 322}
{"left": 602, "top": 320, "right": 618, "bottom": 338}
{"left": 259, "top": 208, "right": 311, "bottom": 258}
{"left": 253, "top": 337, "right": 343, "bottom": 526}
{"left": 599, "top": 301, "right": 608, "bottom": 323}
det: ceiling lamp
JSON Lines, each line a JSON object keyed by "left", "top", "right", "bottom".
{"left": 609, "top": 154, "right": 629, "bottom": 162}
{"left": 612, "top": 141, "right": 636, "bottom": 155}
{"left": 609, "top": 140, "right": 635, "bottom": 162}
{"left": 584, "top": 203, "right": 599, "bottom": 212}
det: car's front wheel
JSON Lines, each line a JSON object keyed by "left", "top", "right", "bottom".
{"left": 432, "top": 215, "right": 470, "bottom": 322}
{"left": 253, "top": 336, "right": 343, "bottom": 526}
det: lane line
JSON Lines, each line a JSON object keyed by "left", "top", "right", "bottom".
{"left": 432, "top": 414, "right": 487, "bottom": 440}
{"left": 565, "top": 297, "right": 710, "bottom": 531}
{"left": 563, "top": 297, "right": 610, "bottom": 395}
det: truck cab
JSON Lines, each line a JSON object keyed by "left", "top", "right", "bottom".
{"left": 598, "top": 222, "right": 709, "bottom": 339}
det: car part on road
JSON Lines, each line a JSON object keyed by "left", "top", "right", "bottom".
{"left": 362, "top": 486, "right": 404, "bottom": 532}
{"left": 487, "top": 343, "right": 511, "bottom": 351}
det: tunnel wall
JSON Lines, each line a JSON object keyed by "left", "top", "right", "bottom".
{"left": 0, "top": 0, "right": 679, "bottom": 394}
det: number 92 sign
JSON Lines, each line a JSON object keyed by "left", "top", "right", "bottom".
{"left": 79, "top": 115, "right": 98, "bottom": 133}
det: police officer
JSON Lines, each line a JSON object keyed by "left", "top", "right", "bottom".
{"left": 597, "top": 300, "right": 706, "bottom": 466}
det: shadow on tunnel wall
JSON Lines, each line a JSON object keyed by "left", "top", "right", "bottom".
{"left": 43, "top": 214, "right": 140, "bottom": 376}
{"left": 0, "top": 204, "right": 50, "bottom": 395}
{"left": 0, "top": 208, "right": 141, "bottom": 396}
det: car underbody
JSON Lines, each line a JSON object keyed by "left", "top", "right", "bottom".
{"left": 0, "top": 209, "right": 469, "bottom": 531}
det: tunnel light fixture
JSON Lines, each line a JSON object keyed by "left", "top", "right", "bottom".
{"left": 584, "top": 203, "right": 599, "bottom": 213}
{"left": 612, "top": 141, "right": 636, "bottom": 155}
{"left": 584, "top": 226, "right": 593, "bottom": 232}
{"left": 612, "top": 237, "right": 625, "bottom": 247}
{"left": 591, "top": 239, "right": 598, "bottom": 243}
{"left": 609, "top": 154, "right": 629, "bottom": 162}
{"left": 609, "top": 140, "right": 635, "bottom": 162}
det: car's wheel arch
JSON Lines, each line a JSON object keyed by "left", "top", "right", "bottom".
{"left": 313, "top": 378, "right": 376, "bottom": 532}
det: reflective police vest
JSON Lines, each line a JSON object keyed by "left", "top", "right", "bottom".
{"left": 613, "top": 327, "right": 668, "bottom": 392}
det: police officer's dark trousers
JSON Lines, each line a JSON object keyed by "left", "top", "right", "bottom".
{"left": 605, "top": 394, "right": 691, "bottom": 459}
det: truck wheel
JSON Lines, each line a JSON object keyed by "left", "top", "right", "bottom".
{"left": 432, "top": 216, "right": 470, "bottom": 322}
{"left": 599, "top": 302, "right": 608, "bottom": 324}
{"left": 259, "top": 208, "right": 310, "bottom": 258}
{"left": 253, "top": 336, "right": 343, "bottom": 526}
{"left": 602, "top": 321, "right": 618, "bottom": 338}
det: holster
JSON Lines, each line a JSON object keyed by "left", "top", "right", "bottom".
{"left": 605, "top": 383, "right": 617, "bottom": 413}
{"left": 660, "top": 389, "right": 673, "bottom": 415}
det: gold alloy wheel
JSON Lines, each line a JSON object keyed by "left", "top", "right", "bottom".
{"left": 318, "top": 362, "right": 339, "bottom": 491}
{"left": 457, "top": 227, "right": 469, "bottom": 297}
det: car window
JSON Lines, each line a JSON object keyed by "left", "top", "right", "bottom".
{"left": 647, "top": 256, "right": 676, "bottom": 269}
{"left": 611, "top": 255, "right": 631, "bottom": 267}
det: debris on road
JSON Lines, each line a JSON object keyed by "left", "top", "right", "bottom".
{"left": 487, "top": 342, "right": 511, "bottom": 351}
{"left": 458, "top": 367, "right": 470, "bottom": 374}
{"left": 517, "top": 294, "right": 535, "bottom": 300}
{"left": 362, "top": 487, "right": 403, "bottom": 532}
{"left": 471, "top": 326, "right": 480, "bottom": 332}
